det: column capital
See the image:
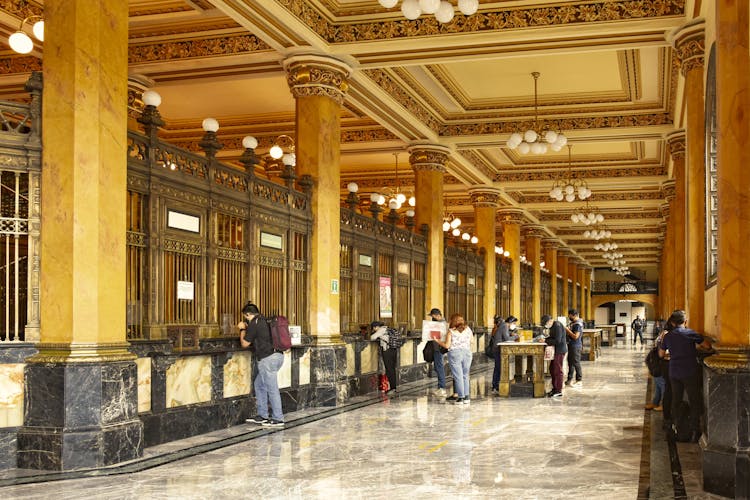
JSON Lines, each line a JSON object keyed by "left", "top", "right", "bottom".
{"left": 283, "top": 54, "right": 352, "bottom": 106}
{"left": 408, "top": 144, "right": 451, "bottom": 173}
{"left": 542, "top": 238, "right": 560, "bottom": 250}
{"left": 671, "top": 19, "right": 706, "bottom": 77}
{"left": 523, "top": 225, "right": 546, "bottom": 238}
{"left": 468, "top": 186, "right": 502, "bottom": 208}
{"left": 662, "top": 180, "right": 676, "bottom": 202}
{"left": 557, "top": 248, "right": 572, "bottom": 258}
{"left": 660, "top": 203, "right": 671, "bottom": 221}
{"left": 666, "top": 130, "right": 686, "bottom": 161}
{"left": 497, "top": 208, "right": 526, "bottom": 225}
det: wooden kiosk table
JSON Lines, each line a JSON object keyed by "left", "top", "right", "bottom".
{"left": 581, "top": 329, "right": 602, "bottom": 361}
{"left": 599, "top": 325, "right": 617, "bottom": 346}
{"left": 497, "top": 341, "right": 547, "bottom": 398}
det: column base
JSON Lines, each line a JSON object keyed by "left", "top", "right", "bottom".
{"left": 702, "top": 349, "right": 750, "bottom": 498}
{"left": 16, "top": 359, "right": 143, "bottom": 470}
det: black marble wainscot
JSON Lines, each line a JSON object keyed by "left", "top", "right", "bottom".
{"left": 0, "top": 343, "right": 37, "bottom": 469}
{"left": 16, "top": 360, "right": 143, "bottom": 471}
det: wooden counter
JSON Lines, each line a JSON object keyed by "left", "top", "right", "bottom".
{"left": 498, "top": 342, "right": 546, "bottom": 398}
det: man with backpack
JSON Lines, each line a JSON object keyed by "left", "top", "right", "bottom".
{"left": 565, "top": 309, "right": 583, "bottom": 388}
{"left": 631, "top": 315, "right": 645, "bottom": 346}
{"left": 238, "top": 302, "right": 284, "bottom": 427}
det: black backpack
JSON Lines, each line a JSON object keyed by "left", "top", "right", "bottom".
{"left": 386, "top": 327, "right": 405, "bottom": 349}
{"left": 645, "top": 346, "right": 661, "bottom": 377}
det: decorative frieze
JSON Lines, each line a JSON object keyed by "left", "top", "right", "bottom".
{"left": 497, "top": 208, "right": 526, "bottom": 225}
{"left": 496, "top": 165, "right": 666, "bottom": 182}
{"left": 284, "top": 55, "right": 352, "bottom": 106}
{"left": 662, "top": 180, "right": 676, "bottom": 202}
{"left": 468, "top": 187, "right": 502, "bottom": 208}
{"left": 408, "top": 145, "right": 450, "bottom": 173}
{"left": 519, "top": 190, "right": 664, "bottom": 204}
{"left": 672, "top": 21, "right": 705, "bottom": 76}
{"left": 363, "top": 69, "right": 440, "bottom": 132}
{"left": 666, "top": 131, "right": 686, "bottom": 161}
{"left": 128, "top": 34, "right": 271, "bottom": 64}
{"left": 0, "top": 55, "right": 41, "bottom": 75}
{"left": 541, "top": 211, "right": 661, "bottom": 221}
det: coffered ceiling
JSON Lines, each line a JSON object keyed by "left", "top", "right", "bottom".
{"left": 0, "top": 0, "right": 699, "bottom": 276}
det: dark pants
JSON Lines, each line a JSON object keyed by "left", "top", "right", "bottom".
{"left": 550, "top": 353, "right": 565, "bottom": 393}
{"left": 661, "top": 361, "right": 672, "bottom": 421}
{"left": 566, "top": 344, "right": 582, "bottom": 382}
{"left": 633, "top": 329, "right": 643, "bottom": 345}
{"left": 492, "top": 346, "right": 501, "bottom": 390}
{"left": 382, "top": 347, "right": 398, "bottom": 390}
{"left": 670, "top": 372, "right": 702, "bottom": 433}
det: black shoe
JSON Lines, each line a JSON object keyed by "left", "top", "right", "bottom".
{"left": 261, "top": 419, "right": 285, "bottom": 428}
{"left": 246, "top": 415, "right": 268, "bottom": 425}
{"left": 446, "top": 395, "right": 458, "bottom": 402}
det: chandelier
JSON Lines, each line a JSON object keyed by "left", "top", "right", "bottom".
{"left": 582, "top": 226, "right": 611, "bottom": 240}
{"left": 613, "top": 266, "right": 630, "bottom": 276}
{"left": 8, "top": 15, "right": 43, "bottom": 54}
{"left": 549, "top": 145, "right": 591, "bottom": 202}
{"left": 594, "top": 240, "right": 619, "bottom": 252}
{"left": 570, "top": 200, "right": 604, "bottom": 225}
{"left": 378, "top": 0, "right": 479, "bottom": 23}
{"left": 442, "top": 213, "right": 462, "bottom": 236}
{"left": 268, "top": 134, "right": 296, "bottom": 167}
{"left": 507, "top": 72, "right": 568, "bottom": 155}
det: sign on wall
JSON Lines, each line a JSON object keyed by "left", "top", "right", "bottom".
{"left": 167, "top": 210, "right": 200, "bottom": 233}
{"left": 379, "top": 276, "right": 392, "bottom": 318}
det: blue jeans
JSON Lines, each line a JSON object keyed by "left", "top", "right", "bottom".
{"left": 255, "top": 352, "right": 284, "bottom": 421}
{"left": 433, "top": 342, "right": 446, "bottom": 389}
{"left": 652, "top": 376, "right": 665, "bottom": 406}
{"left": 448, "top": 349, "right": 472, "bottom": 398}
{"left": 492, "top": 345, "right": 501, "bottom": 390}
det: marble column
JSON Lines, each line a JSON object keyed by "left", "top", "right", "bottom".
{"left": 16, "top": 0, "right": 143, "bottom": 471}
{"left": 702, "top": 3, "right": 750, "bottom": 497}
{"left": 524, "top": 226, "right": 544, "bottom": 324}
{"left": 411, "top": 145, "right": 451, "bottom": 314}
{"left": 661, "top": 181, "right": 675, "bottom": 315}
{"left": 673, "top": 21, "right": 706, "bottom": 331}
{"left": 498, "top": 209, "right": 524, "bottom": 319}
{"left": 542, "top": 239, "right": 558, "bottom": 317}
{"left": 584, "top": 267, "right": 593, "bottom": 320}
{"left": 284, "top": 54, "right": 352, "bottom": 405}
{"left": 558, "top": 251, "right": 569, "bottom": 315}
{"left": 667, "top": 132, "right": 687, "bottom": 310}
{"left": 469, "top": 187, "right": 502, "bottom": 327}
{"left": 568, "top": 260, "right": 578, "bottom": 312}
{"left": 578, "top": 267, "right": 587, "bottom": 320}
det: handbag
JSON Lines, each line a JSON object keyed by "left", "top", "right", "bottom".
{"left": 422, "top": 340, "right": 435, "bottom": 363}
{"left": 485, "top": 342, "right": 495, "bottom": 359}
{"left": 544, "top": 345, "right": 555, "bottom": 361}
{"left": 378, "top": 373, "right": 389, "bottom": 392}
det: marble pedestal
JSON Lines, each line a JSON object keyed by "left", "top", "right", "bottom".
{"left": 17, "top": 361, "right": 143, "bottom": 470}
{"left": 701, "top": 363, "right": 750, "bottom": 499}
{"left": 309, "top": 345, "right": 348, "bottom": 406}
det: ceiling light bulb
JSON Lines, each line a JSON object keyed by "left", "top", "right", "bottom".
{"left": 406, "top": 209, "right": 415, "bottom": 217}
{"left": 434, "top": 1, "right": 455, "bottom": 23}
{"left": 470, "top": 236, "right": 478, "bottom": 244}
{"left": 524, "top": 129, "right": 538, "bottom": 143}
{"left": 32, "top": 20, "right": 44, "bottom": 41}
{"left": 142, "top": 90, "right": 162, "bottom": 107}
{"left": 564, "top": 185, "right": 575, "bottom": 195}
{"left": 508, "top": 132, "right": 523, "bottom": 147}
{"left": 555, "top": 134, "right": 568, "bottom": 147}
{"left": 544, "top": 130, "right": 558, "bottom": 144}
{"left": 571, "top": 214, "right": 579, "bottom": 223}
{"left": 419, "top": 0, "right": 440, "bottom": 14}
{"left": 347, "top": 182, "right": 359, "bottom": 193}
{"left": 531, "top": 142, "right": 545, "bottom": 154}
{"left": 584, "top": 230, "right": 591, "bottom": 238}
{"left": 452, "top": 228, "right": 460, "bottom": 236}
{"left": 565, "top": 193, "right": 575, "bottom": 202}
{"left": 389, "top": 199, "right": 399, "bottom": 210}
{"left": 242, "top": 135, "right": 258, "bottom": 149}
{"left": 517, "top": 142, "right": 531, "bottom": 154}
{"left": 443, "top": 221, "right": 450, "bottom": 232}
{"left": 450, "top": 217, "right": 461, "bottom": 229}
{"left": 9, "top": 31, "right": 33, "bottom": 54}
{"left": 408, "top": 196, "right": 416, "bottom": 206}
{"left": 458, "top": 0, "right": 479, "bottom": 15}
{"left": 282, "top": 153, "right": 296, "bottom": 166}
{"left": 504, "top": 250, "right": 510, "bottom": 257}
{"left": 377, "top": 195, "right": 386, "bottom": 205}
{"left": 269, "top": 144, "right": 284, "bottom": 159}
{"left": 401, "top": 0, "right": 422, "bottom": 19}
{"left": 202, "top": 117, "right": 219, "bottom": 133}
{"left": 396, "top": 193, "right": 406, "bottom": 204}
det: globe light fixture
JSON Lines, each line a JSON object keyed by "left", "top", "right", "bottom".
{"left": 8, "top": 15, "right": 44, "bottom": 54}
{"left": 378, "top": 0, "right": 479, "bottom": 23}
{"left": 549, "top": 145, "right": 591, "bottom": 202}
{"left": 507, "top": 72, "right": 568, "bottom": 155}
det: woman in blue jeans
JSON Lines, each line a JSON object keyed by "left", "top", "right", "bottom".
{"left": 436, "top": 313, "right": 473, "bottom": 405}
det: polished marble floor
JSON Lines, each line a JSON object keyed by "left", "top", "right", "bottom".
{"left": 0, "top": 341, "right": 723, "bottom": 499}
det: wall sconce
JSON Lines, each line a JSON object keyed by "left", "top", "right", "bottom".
{"left": 8, "top": 15, "right": 43, "bottom": 54}
{"left": 345, "top": 182, "right": 360, "bottom": 210}
{"left": 137, "top": 89, "right": 164, "bottom": 138}
{"left": 269, "top": 134, "right": 295, "bottom": 164}
{"left": 240, "top": 135, "right": 260, "bottom": 176}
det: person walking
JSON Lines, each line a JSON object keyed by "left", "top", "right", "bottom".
{"left": 371, "top": 321, "right": 399, "bottom": 395}
{"left": 565, "top": 309, "right": 583, "bottom": 388}
{"left": 491, "top": 315, "right": 519, "bottom": 394}
{"left": 428, "top": 308, "right": 448, "bottom": 398}
{"left": 239, "top": 302, "right": 285, "bottom": 427}
{"left": 436, "top": 313, "right": 473, "bottom": 405}
{"left": 658, "top": 309, "right": 712, "bottom": 442}
{"left": 541, "top": 314, "right": 567, "bottom": 398}
{"left": 631, "top": 315, "right": 645, "bottom": 346}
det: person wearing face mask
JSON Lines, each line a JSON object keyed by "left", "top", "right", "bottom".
{"left": 564, "top": 309, "right": 583, "bottom": 388}
{"left": 490, "top": 315, "right": 519, "bottom": 394}
{"left": 541, "top": 314, "right": 567, "bottom": 398}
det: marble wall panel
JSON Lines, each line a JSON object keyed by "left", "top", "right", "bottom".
{"left": 361, "top": 344, "right": 378, "bottom": 373}
{"left": 345, "top": 344, "right": 355, "bottom": 376}
{"left": 400, "top": 341, "right": 414, "bottom": 365}
{"left": 416, "top": 339, "right": 428, "bottom": 364}
{"left": 166, "top": 356, "right": 212, "bottom": 408}
{"left": 0, "top": 364, "right": 24, "bottom": 427}
{"left": 299, "top": 348, "right": 311, "bottom": 385}
{"left": 223, "top": 351, "right": 252, "bottom": 398}
{"left": 278, "top": 351, "right": 292, "bottom": 389}
{"left": 135, "top": 357, "right": 151, "bottom": 413}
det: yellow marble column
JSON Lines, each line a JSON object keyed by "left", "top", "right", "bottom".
{"left": 584, "top": 267, "right": 593, "bottom": 320}
{"left": 673, "top": 21, "right": 706, "bottom": 331}
{"left": 469, "top": 187, "right": 502, "bottom": 327}
{"left": 499, "top": 209, "right": 524, "bottom": 319}
{"left": 411, "top": 145, "right": 451, "bottom": 314}
{"left": 524, "top": 226, "right": 544, "bottom": 324}
{"left": 557, "top": 251, "right": 569, "bottom": 315}
{"left": 568, "top": 260, "right": 579, "bottom": 312}
{"left": 661, "top": 181, "right": 676, "bottom": 315}
{"left": 542, "top": 239, "right": 558, "bottom": 316}
{"left": 34, "top": 0, "right": 130, "bottom": 359}
{"left": 578, "top": 266, "right": 586, "bottom": 319}
{"left": 657, "top": 235, "right": 667, "bottom": 319}
{"left": 714, "top": 0, "right": 750, "bottom": 347}
{"left": 285, "top": 55, "right": 351, "bottom": 344}
{"left": 667, "top": 132, "right": 687, "bottom": 310}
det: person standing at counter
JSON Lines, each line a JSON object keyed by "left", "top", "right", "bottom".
{"left": 436, "top": 313, "right": 473, "bottom": 405}
{"left": 428, "top": 308, "right": 448, "bottom": 398}
{"left": 565, "top": 309, "right": 583, "bottom": 388}
{"left": 371, "top": 321, "right": 398, "bottom": 395}
{"left": 491, "top": 315, "right": 519, "bottom": 395}
{"left": 541, "top": 314, "right": 567, "bottom": 398}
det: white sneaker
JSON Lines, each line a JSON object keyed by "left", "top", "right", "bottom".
{"left": 572, "top": 381, "right": 582, "bottom": 389}
{"left": 434, "top": 388, "right": 447, "bottom": 397}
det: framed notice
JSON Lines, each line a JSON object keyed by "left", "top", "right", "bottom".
{"left": 289, "top": 325, "right": 302, "bottom": 346}
{"left": 167, "top": 210, "right": 200, "bottom": 233}
{"left": 260, "top": 231, "right": 283, "bottom": 250}
{"left": 421, "top": 320, "right": 447, "bottom": 342}
{"left": 177, "top": 280, "right": 194, "bottom": 300}
{"left": 379, "top": 276, "right": 392, "bottom": 318}
{"left": 359, "top": 254, "right": 372, "bottom": 267}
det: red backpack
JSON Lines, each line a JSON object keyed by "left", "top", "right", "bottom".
{"left": 267, "top": 315, "right": 292, "bottom": 351}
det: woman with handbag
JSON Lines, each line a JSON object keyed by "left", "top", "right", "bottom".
{"left": 435, "top": 313, "right": 473, "bottom": 405}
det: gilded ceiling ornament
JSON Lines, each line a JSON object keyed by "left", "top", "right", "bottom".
{"left": 495, "top": 166, "right": 666, "bottom": 183}
{"left": 520, "top": 191, "right": 664, "bottom": 204}
{"left": 497, "top": 208, "right": 526, "bottom": 225}
{"left": 128, "top": 34, "right": 271, "bottom": 64}
{"left": 672, "top": 21, "right": 705, "bottom": 76}
{"left": 0, "top": 55, "right": 41, "bottom": 74}
{"left": 278, "top": 0, "right": 685, "bottom": 43}
{"left": 567, "top": 238, "right": 657, "bottom": 245}
{"left": 556, "top": 227, "right": 658, "bottom": 235}
{"left": 667, "top": 132, "right": 686, "bottom": 160}
{"left": 363, "top": 69, "right": 440, "bottom": 131}
{"left": 341, "top": 128, "right": 399, "bottom": 142}
{"left": 284, "top": 56, "right": 351, "bottom": 106}
{"left": 660, "top": 203, "right": 671, "bottom": 220}
{"left": 541, "top": 239, "right": 559, "bottom": 250}
{"left": 541, "top": 211, "right": 661, "bottom": 221}
{"left": 523, "top": 225, "right": 546, "bottom": 238}
{"left": 461, "top": 150, "right": 497, "bottom": 180}
{"left": 468, "top": 188, "right": 502, "bottom": 208}
{"left": 662, "top": 180, "right": 676, "bottom": 202}
{"left": 408, "top": 147, "right": 449, "bottom": 172}
{"left": 0, "top": 0, "right": 40, "bottom": 18}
